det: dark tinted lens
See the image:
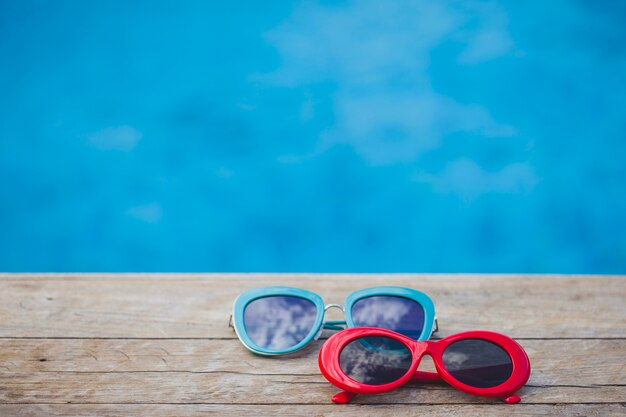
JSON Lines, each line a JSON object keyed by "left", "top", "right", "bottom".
{"left": 243, "top": 296, "right": 317, "bottom": 350}
{"left": 352, "top": 295, "right": 425, "bottom": 339}
{"left": 339, "top": 336, "right": 413, "bottom": 385}
{"left": 442, "top": 339, "right": 513, "bottom": 388}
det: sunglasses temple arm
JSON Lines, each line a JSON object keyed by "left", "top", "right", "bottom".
{"left": 331, "top": 391, "right": 356, "bottom": 404}
{"left": 411, "top": 370, "right": 442, "bottom": 381}
{"left": 503, "top": 394, "right": 522, "bottom": 404}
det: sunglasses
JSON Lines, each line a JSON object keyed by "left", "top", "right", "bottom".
{"left": 230, "top": 286, "right": 437, "bottom": 356}
{"left": 318, "top": 327, "right": 531, "bottom": 404}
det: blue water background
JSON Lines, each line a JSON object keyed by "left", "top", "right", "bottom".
{"left": 1, "top": 1, "right": 625, "bottom": 272}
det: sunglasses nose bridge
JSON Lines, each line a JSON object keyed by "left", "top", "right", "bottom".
{"left": 324, "top": 303, "right": 345, "bottom": 313}
{"left": 319, "top": 304, "right": 347, "bottom": 335}
{"left": 412, "top": 341, "right": 429, "bottom": 359}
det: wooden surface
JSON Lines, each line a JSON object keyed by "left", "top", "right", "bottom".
{"left": 0, "top": 274, "right": 624, "bottom": 417}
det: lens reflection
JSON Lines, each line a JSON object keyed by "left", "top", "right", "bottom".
{"left": 339, "top": 336, "right": 413, "bottom": 385}
{"left": 351, "top": 295, "right": 425, "bottom": 339}
{"left": 442, "top": 339, "right": 513, "bottom": 388}
{"left": 243, "top": 296, "right": 317, "bottom": 350}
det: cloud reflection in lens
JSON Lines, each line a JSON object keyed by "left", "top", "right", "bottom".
{"left": 339, "top": 336, "right": 413, "bottom": 385}
{"left": 244, "top": 295, "right": 317, "bottom": 350}
{"left": 352, "top": 295, "right": 425, "bottom": 339}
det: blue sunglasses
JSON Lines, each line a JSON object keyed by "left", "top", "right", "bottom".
{"left": 230, "top": 286, "right": 438, "bottom": 356}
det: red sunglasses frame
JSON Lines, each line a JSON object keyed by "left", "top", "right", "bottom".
{"left": 318, "top": 327, "right": 531, "bottom": 404}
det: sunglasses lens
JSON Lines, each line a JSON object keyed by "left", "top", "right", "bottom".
{"left": 351, "top": 296, "right": 425, "bottom": 339}
{"left": 339, "top": 336, "right": 413, "bottom": 385}
{"left": 442, "top": 339, "right": 513, "bottom": 388}
{"left": 243, "top": 296, "right": 317, "bottom": 351}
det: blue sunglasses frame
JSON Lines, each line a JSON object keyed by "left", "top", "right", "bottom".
{"left": 231, "top": 286, "right": 437, "bottom": 356}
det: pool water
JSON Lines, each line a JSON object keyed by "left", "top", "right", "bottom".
{"left": 1, "top": 1, "right": 625, "bottom": 272}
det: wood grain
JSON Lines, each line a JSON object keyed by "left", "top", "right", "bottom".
{"left": 0, "top": 274, "right": 624, "bottom": 416}
{"left": 0, "top": 339, "right": 624, "bottom": 385}
{"left": 1, "top": 404, "right": 624, "bottom": 417}
{"left": 0, "top": 273, "right": 624, "bottom": 338}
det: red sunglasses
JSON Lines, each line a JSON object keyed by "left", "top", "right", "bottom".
{"left": 318, "top": 327, "right": 530, "bottom": 404}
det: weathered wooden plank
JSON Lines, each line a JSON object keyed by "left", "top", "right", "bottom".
{"left": 0, "top": 339, "right": 624, "bottom": 386}
{"left": 0, "top": 274, "right": 624, "bottom": 338}
{"left": 0, "top": 371, "right": 624, "bottom": 404}
{"left": 1, "top": 404, "right": 624, "bottom": 417}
